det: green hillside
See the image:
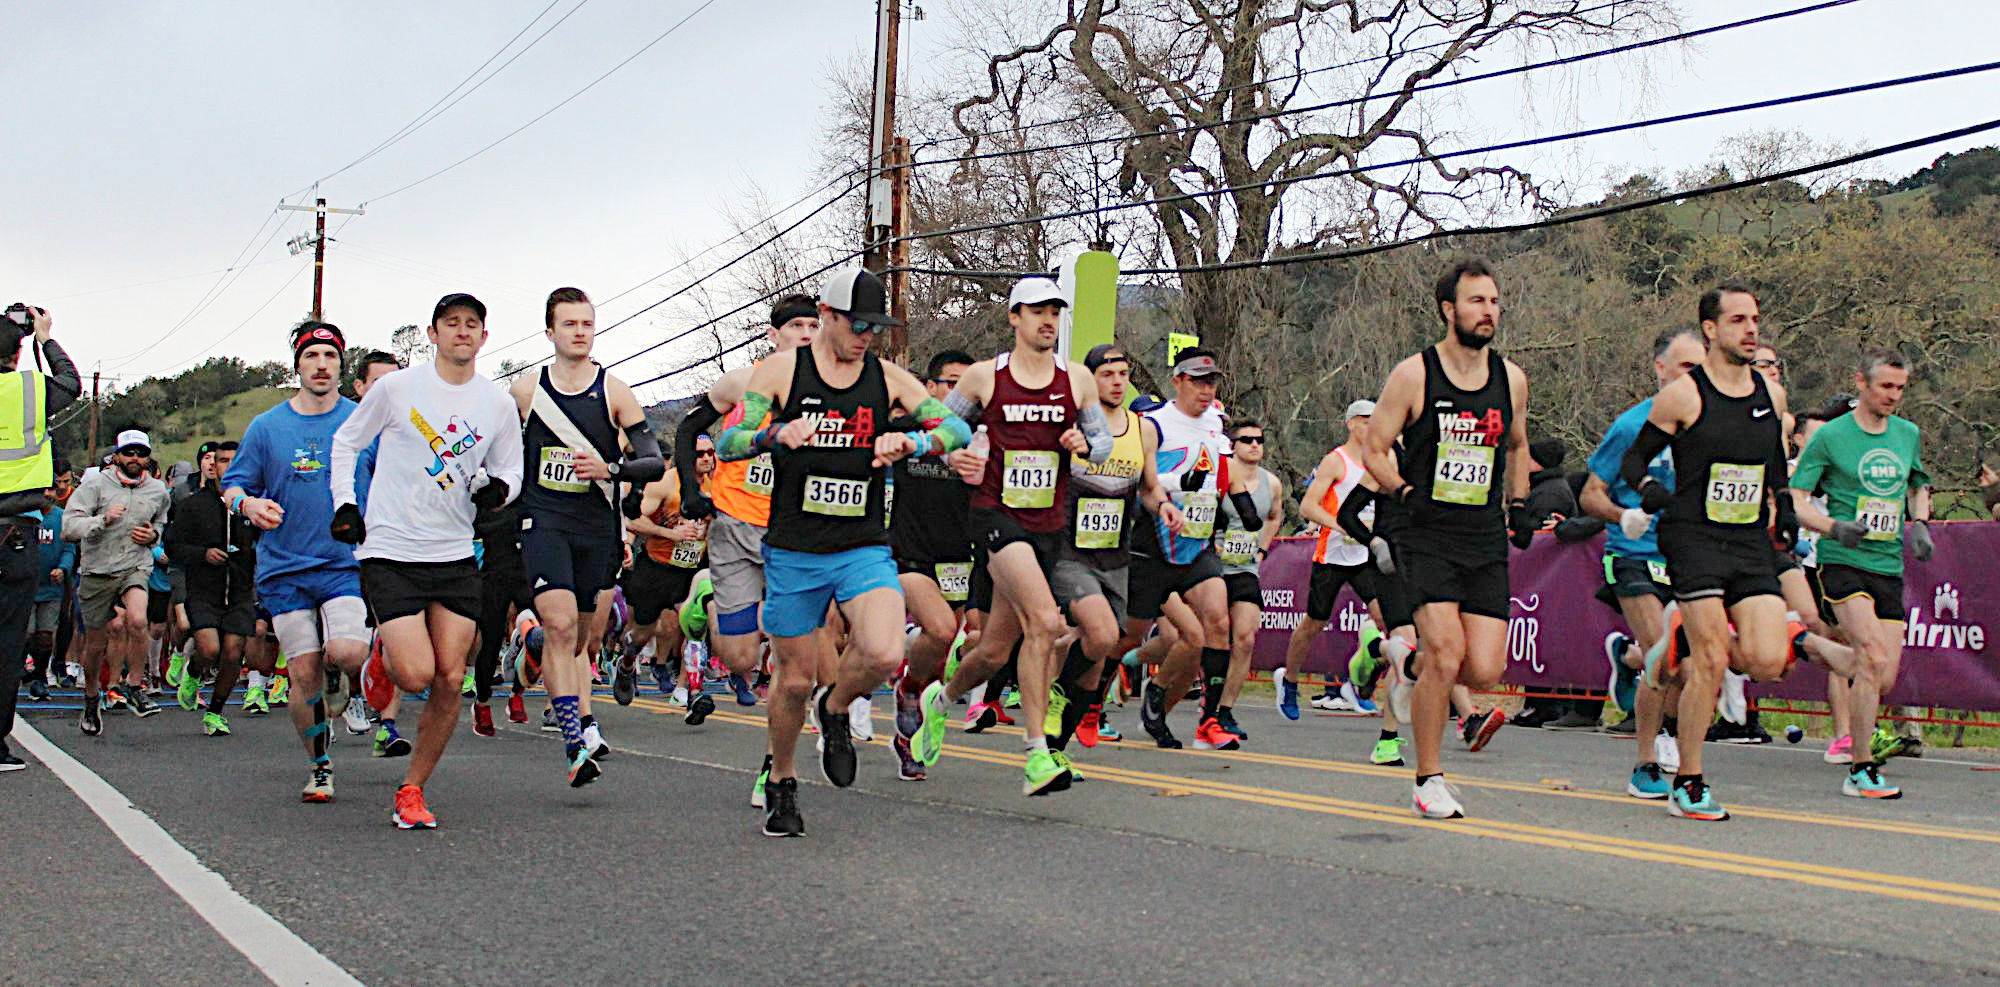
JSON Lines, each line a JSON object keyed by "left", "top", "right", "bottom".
{"left": 144, "top": 386, "right": 290, "bottom": 470}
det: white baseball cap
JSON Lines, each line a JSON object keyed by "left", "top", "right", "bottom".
{"left": 1343, "top": 399, "right": 1376, "bottom": 419}
{"left": 114, "top": 429, "right": 151, "bottom": 453}
{"left": 1006, "top": 277, "right": 1068, "bottom": 311}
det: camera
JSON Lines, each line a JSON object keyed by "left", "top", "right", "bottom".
{"left": 3, "top": 303, "right": 32, "bottom": 328}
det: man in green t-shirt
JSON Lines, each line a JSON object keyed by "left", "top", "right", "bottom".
{"left": 1790, "top": 351, "right": 1934, "bottom": 802}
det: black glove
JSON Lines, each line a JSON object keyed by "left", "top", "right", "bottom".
{"left": 472, "top": 478, "right": 509, "bottom": 513}
{"left": 1507, "top": 498, "right": 1537, "bottom": 550}
{"left": 1636, "top": 477, "right": 1671, "bottom": 514}
{"left": 1773, "top": 494, "right": 1801, "bottom": 552}
{"left": 329, "top": 503, "right": 365, "bottom": 545}
{"left": 1907, "top": 519, "right": 1935, "bottom": 561}
{"left": 680, "top": 486, "right": 714, "bottom": 521}
{"left": 620, "top": 485, "right": 646, "bottom": 521}
{"left": 1180, "top": 467, "right": 1209, "bottom": 493}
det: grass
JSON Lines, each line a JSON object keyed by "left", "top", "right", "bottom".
{"left": 140, "top": 387, "right": 291, "bottom": 470}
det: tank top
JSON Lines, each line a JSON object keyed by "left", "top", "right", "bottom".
{"left": 1066, "top": 407, "right": 1144, "bottom": 567}
{"left": 1311, "top": 446, "right": 1372, "bottom": 566}
{"left": 520, "top": 366, "right": 621, "bottom": 538}
{"left": 643, "top": 474, "right": 710, "bottom": 568}
{"left": 891, "top": 452, "right": 972, "bottom": 564}
{"left": 765, "top": 347, "right": 892, "bottom": 554}
{"left": 1398, "top": 346, "right": 1511, "bottom": 552}
{"left": 1217, "top": 465, "right": 1274, "bottom": 575}
{"left": 972, "top": 352, "right": 1076, "bottom": 534}
{"left": 1144, "top": 400, "right": 1230, "bottom": 565}
{"left": 1663, "top": 365, "right": 1779, "bottom": 538}
{"left": 710, "top": 368, "right": 776, "bottom": 529}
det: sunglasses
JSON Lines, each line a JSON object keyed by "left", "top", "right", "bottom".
{"left": 849, "top": 319, "right": 890, "bottom": 336}
{"left": 927, "top": 376, "right": 961, "bottom": 386}
{"left": 696, "top": 449, "right": 716, "bottom": 457}
{"left": 116, "top": 447, "right": 148, "bottom": 457}
{"left": 1751, "top": 358, "right": 1782, "bottom": 369}
{"left": 1233, "top": 435, "right": 1264, "bottom": 445}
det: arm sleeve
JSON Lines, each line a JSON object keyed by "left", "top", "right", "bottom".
{"left": 331, "top": 381, "right": 394, "bottom": 508}
{"left": 906, "top": 396, "right": 970, "bottom": 455}
{"left": 943, "top": 386, "right": 982, "bottom": 426}
{"left": 1554, "top": 515, "right": 1606, "bottom": 542}
{"left": 715, "top": 390, "right": 775, "bottom": 461}
{"left": 1077, "top": 402, "right": 1114, "bottom": 464}
{"left": 1336, "top": 485, "right": 1377, "bottom": 544}
{"left": 675, "top": 398, "right": 723, "bottom": 494}
{"left": 1618, "top": 422, "right": 1674, "bottom": 494}
{"left": 612, "top": 421, "right": 665, "bottom": 485}
{"left": 36, "top": 338, "right": 81, "bottom": 415}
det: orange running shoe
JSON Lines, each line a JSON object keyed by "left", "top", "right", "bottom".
{"left": 1193, "top": 716, "right": 1242, "bottom": 751}
{"left": 361, "top": 637, "right": 395, "bottom": 712}
{"left": 1075, "top": 705, "right": 1101, "bottom": 748}
{"left": 392, "top": 784, "right": 437, "bottom": 829}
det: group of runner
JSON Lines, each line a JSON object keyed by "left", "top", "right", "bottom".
{"left": 30, "top": 258, "right": 1938, "bottom": 834}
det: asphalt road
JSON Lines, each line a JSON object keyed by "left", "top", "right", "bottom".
{"left": 7, "top": 684, "right": 2000, "bottom": 985}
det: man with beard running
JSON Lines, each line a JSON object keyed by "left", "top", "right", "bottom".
{"left": 1364, "top": 258, "right": 1534, "bottom": 819}
{"left": 65, "top": 430, "right": 171, "bottom": 731}
{"left": 715, "top": 268, "right": 968, "bottom": 835}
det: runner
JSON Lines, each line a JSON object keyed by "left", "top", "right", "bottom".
{"left": 64, "top": 429, "right": 171, "bottom": 732}
{"left": 1364, "top": 258, "right": 1534, "bottom": 819}
{"left": 164, "top": 440, "right": 254, "bottom": 736}
{"left": 163, "top": 442, "right": 214, "bottom": 695}
{"left": 889, "top": 349, "right": 976, "bottom": 780}
{"left": 341, "top": 349, "right": 402, "bottom": 741}
{"left": 1214, "top": 418, "right": 1284, "bottom": 739}
{"left": 1791, "top": 351, "right": 1932, "bottom": 799}
{"left": 715, "top": 267, "right": 968, "bottom": 835}
{"left": 25, "top": 466, "right": 78, "bottom": 704}
{"left": 1617, "top": 284, "right": 1796, "bottom": 821}
{"left": 619, "top": 434, "right": 715, "bottom": 707}
{"left": 222, "top": 323, "right": 371, "bottom": 800}
{"left": 1277, "top": 401, "right": 1384, "bottom": 719}
{"left": 509, "top": 287, "right": 664, "bottom": 786}
{"left": 337, "top": 293, "right": 524, "bottom": 828}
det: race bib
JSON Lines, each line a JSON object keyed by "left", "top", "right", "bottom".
{"left": 935, "top": 561, "right": 971, "bottom": 603}
{"left": 744, "top": 454, "right": 775, "bottom": 497}
{"left": 1000, "top": 450, "right": 1058, "bottom": 509}
{"left": 1704, "top": 463, "right": 1763, "bottom": 525}
{"left": 1647, "top": 559, "right": 1672, "bottom": 586}
{"left": 1073, "top": 497, "right": 1126, "bottom": 550}
{"left": 883, "top": 477, "right": 895, "bottom": 527}
{"left": 1855, "top": 494, "right": 1902, "bottom": 541}
{"left": 1219, "top": 529, "right": 1260, "bottom": 567}
{"left": 668, "top": 539, "right": 704, "bottom": 569}
{"left": 803, "top": 475, "right": 869, "bottom": 517}
{"left": 1180, "top": 491, "right": 1218, "bottom": 541}
{"left": 1432, "top": 442, "right": 1494, "bottom": 505}
{"left": 537, "top": 448, "right": 591, "bottom": 493}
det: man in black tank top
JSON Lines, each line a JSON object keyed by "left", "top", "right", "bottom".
{"left": 508, "top": 287, "right": 664, "bottom": 790}
{"left": 1617, "top": 284, "right": 1797, "bottom": 822}
{"left": 1364, "top": 258, "right": 1533, "bottom": 821}
{"left": 715, "top": 267, "right": 970, "bottom": 837}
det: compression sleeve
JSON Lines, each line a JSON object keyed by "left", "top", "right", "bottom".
{"left": 1336, "top": 485, "right": 1377, "bottom": 544}
{"left": 715, "top": 390, "right": 775, "bottom": 461}
{"left": 1077, "top": 402, "right": 1113, "bottom": 464}
{"left": 1618, "top": 421, "right": 1675, "bottom": 495}
{"left": 1230, "top": 491, "right": 1262, "bottom": 532}
{"left": 943, "top": 386, "right": 982, "bottom": 426}
{"left": 676, "top": 399, "right": 723, "bottom": 492}
{"left": 905, "top": 396, "right": 971, "bottom": 456}
{"left": 612, "top": 421, "right": 665, "bottom": 485}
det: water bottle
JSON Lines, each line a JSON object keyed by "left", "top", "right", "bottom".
{"left": 961, "top": 425, "right": 989, "bottom": 486}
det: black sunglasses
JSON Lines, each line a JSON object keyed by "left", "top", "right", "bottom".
{"left": 850, "top": 319, "right": 890, "bottom": 336}
{"left": 1233, "top": 435, "right": 1264, "bottom": 445}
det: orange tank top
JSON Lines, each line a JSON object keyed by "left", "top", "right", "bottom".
{"left": 644, "top": 475, "right": 711, "bottom": 566}
{"left": 708, "top": 394, "right": 774, "bottom": 528}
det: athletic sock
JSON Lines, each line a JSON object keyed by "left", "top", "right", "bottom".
{"left": 1198, "top": 647, "right": 1229, "bottom": 721}
{"left": 1057, "top": 641, "right": 1092, "bottom": 691}
{"left": 1673, "top": 773, "right": 1702, "bottom": 792}
{"left": 553, "top": 695, "right": 584, "bottom": 759}
{"left": 1415, "top": 772, "right": 1442, "bottom": 786}
{"left": 580, "top": 713, "right": 596, "bottom": 730}
{"left": 304, "top": 691, "right": 329, "bottom": 765}
{"left": 1379, "top": 729, "right": 1397, "bottom": 742}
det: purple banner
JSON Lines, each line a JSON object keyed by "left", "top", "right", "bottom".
{"left": 1251, "top": 522, "right": 2000, "bottom": 711}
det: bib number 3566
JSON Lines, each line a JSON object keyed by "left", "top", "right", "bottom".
{"left": 803, "top": 475, "right": 869, "bottom": 517}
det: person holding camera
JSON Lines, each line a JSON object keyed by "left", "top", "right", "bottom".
{"left": 0, "top": 304, "right": 82, "bottom": 772}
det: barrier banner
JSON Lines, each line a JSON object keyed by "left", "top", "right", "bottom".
{"left": 1250, "top": 522, "right": 2000, "bottom": 711}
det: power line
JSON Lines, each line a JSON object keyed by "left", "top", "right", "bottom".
{"left": 102, "top": 205, "right": 305, "bottom": 369}
{"left": 361, "top": 0, "right": 721, "bottom": 205}
{"left": 894, "top": 114, "right": 2000, "bottom": 280}
{"left": 888, "top": 59, "right": 2000, "bottom": 249}
{"left": 608, "top": 247, "right": 869, "bottom": 383}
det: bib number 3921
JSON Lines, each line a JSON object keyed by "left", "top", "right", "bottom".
{"left": 803, "top": 475, "right": 869, "bottom": 517}
{"left": 1855, "top": 495, "right": 1902, "bottom": 541}
{"left": 538, "top": 448, "right": 591, "bottom": 493}
{"left": 1219, "top": 530, "right": 1260, "bottom": 567}
{"left": 1432, "top": 442, "right": 1494, "bottom": 505}
{"left": 1704, "top": 463, "right": 1763, "bottom": 525}
{"left": 1001, "top": 450, "right": 1058, "bottom": 509}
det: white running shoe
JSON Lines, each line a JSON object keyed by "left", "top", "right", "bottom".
{"left": 1309, "top": 693, "right": 1341, "bottom": 711}
{"left": 1654, "top": 731, "right": 1681, "bottom": 772}
{"left": 342, "top": 697, "right": 373, "bottom": 735}
{"left": 1413, "top": 775, "right": 1466, "bottom": 819}
{"left": 1718, "top": 670, "right": 1748, "bottom": 725}
{"left": 849, "top": 695, "right": 875, "bottom": 742}
{"left": 582, "top": 722, "right": 609, "bottom": 759}
{"left": 671, "top": 684, "right": 689, "bottom": 707}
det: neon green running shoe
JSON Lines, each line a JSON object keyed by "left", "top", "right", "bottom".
{"left": 1370, "top": 736, "right": 1405, "bottom": 766}
{"left": 942, "top": 632, "right": 965, "bottom": 685}
{"left": 461, "top": 668, "right": 476, "bottom": 696}
{"left": 202, "top": 711, "right": 231, "bottom": 737}
{"left": 1042, "top": 686, "right": 1069, "bottom": 739}
{"left": 1869, "top": 726, "right": 1912, "bottom": 762}
{"left": 166, "top": 650, "right": 188, "bottom": 688}
{"left": 915, "top": 680, "right": 949, "bottom": 766}
{"left": 243, "top": 685, "right": 269, "bottom": 716}
{"left": 1052, "top": 748, "right": 1082, "bottom": 782}
{"left": 1002, "top": 687, "right": 1021, "bottom": 710}
{"left": 1023, "top": 748, "right": 1072, "bottom": 796}
{"left": 268, "top": 675, "right": 290, "bottom": 708}
{"left": 750, "top": 754, "right": 771, "bottom": 809}
{"left": 1348, "top": 621, "right": 1385, "bottom": 699}
{"left": 177, "top": 666, "right": 201, "bottom": 711}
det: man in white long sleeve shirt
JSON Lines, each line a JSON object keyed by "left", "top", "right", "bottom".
{"left": 333, "top": 293, "right": 523, "bottom": 830}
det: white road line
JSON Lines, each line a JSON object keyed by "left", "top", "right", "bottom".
{"left": 11, "top": 720, "right": 363, "bottom": 987}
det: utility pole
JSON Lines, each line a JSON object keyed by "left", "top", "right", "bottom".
{"left": 863, "top": 0, "right": 902, "bottom": 275}
{"left": 86, "top": 370, "right": 100, "bottom": 466}
{"left": 887, "top": 137, "right": 912, "bottom": 366}
{"left": 279, "top": 197, "right": 365, "bottom": 322}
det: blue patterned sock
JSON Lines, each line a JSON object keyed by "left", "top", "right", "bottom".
{"left": 304, "top": 691, "right": 330, "bottom": 766}
{"left": 553, "top": 695, "right": 583, "bottom": 759}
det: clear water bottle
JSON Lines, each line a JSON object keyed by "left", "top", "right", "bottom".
{"left": 962, "top": 424, "right": 989, "bottom": 485}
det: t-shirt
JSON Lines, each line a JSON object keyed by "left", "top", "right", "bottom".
{"left": 331, "top": 363, "right": 523, "bottom": 563}
{"left": 223, "top": 397, "right": 360, "bottom": 586}
{"left": 37, "top": 506, "right": 74, "bottom": 604}
{"left": 1790, "top": 412, "right": 1928, "bottom": 576}
{"left": 1587, "top": 398, "right": 1673, "bottom": 562}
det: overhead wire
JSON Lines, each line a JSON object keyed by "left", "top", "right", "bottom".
{"left": 101, "top": 204, "right": 305, "bottom": 369}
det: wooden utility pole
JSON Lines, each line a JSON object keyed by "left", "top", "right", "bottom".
{"left": 279, "top": 198, "right": 365, "bottom": 322}
{"left": 86, "top": 370, "right": 100, "bottom": 466}
{"left": 863, "top": 0, "right": 902, "bottom": 274}
{"left": 887, "top": 137, "right": 912, "bottom": 366}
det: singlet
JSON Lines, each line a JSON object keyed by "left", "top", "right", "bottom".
{"left": 520, "top": 366, "right": 622, "bottom": 538}
{"left": 1398, "top": 346, "right": 1512, "bottom": 553}
{"left": 765, "top": 347, "right": 892, "bottom": 554}
{"left": 1066, "top": 407, "right": 1144, "bottom": 568}
{"left": 1311, "top": 446, "right": 1372, "bottom": 567}
{"left": 1218, "top": 465, "right": 1274, "bottom": 575}
{"left": 971, "top": 351, "right": 1077, "bottom": 534}
{"left": 1139, "top": 400, "right": 1230, "bottom": 565}
{"left": 891, "top": 451, "right": 972, "bottom": 565}
{"left": 1662, "top": 366, "right": 1779, "bottom": 539}
{"left": 710, "top": 366, "right": 776, "bottom": 529}
{"left": 643, "top": 474, "right": 711, "bottom": 569}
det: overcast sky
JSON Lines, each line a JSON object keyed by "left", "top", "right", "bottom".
{"left": 6, "top": 0, "right": 1994, "bottom": 402}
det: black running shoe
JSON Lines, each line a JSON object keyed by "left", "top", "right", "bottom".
{"left": 128, "top": 688, "right": 160, "bottom": 718}
{"left": 79, "top": 694, "right": 103, "bottom": 736}
{"left": 685, "top": 691, "right": 716, "bottom": 725}
{"left": 815, "top": 687, "right": 857, "bottom": 787}
{"left": 613, "top": 663, "right": 636, "bottom": 707}
{"left": 1216, "top": 707, "right": 1248, "bottom": 741}
{"left": 762, "top": 777, "right": 804, "bottom": 837}
{"left": 26, "top": 677, "right": 49, "bottom": 702}
{"left": 1139, "top": 683, "right": 1182, "bottom": 749}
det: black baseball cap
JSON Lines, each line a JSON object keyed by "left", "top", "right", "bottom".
{"left": 819, "top": 268, "right": 903, "bottom": 326}
{"left": 1084, "top": 343, "right": 1130, "bottom": 370}
{"left": 432, "top": 292, "right": 487, "bottom": 324}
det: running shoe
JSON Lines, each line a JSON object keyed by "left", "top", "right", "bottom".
{"left": 103, "top": 685, "right": 130, "bottom": 712}
{"left": 584, "top": 723, "right": 610, "bottom": 761}
{"left": 1316, "top": 691, "right": 1363, "bottom": 715}
{"left": 166, "top": 650, "right": 187, "bottom": 688}
{"left": 373, "top": 723, "right": 412, "bottom": 758}
{"left": 992, "top": 703, "right": 1015, "bottom": 726}
{"left": 1139, "top": 684, "right": 1182, "bottom": 749}
{"left": 1370, "top": 736, "right": 1406, "bottom": 766}
{"left": 1643, "top": 602, "right": 1682, "bottom": 689}
{"left": 751, "top": 754, "right": 772, "bottom": 809}
{"left": 1717, "top": 671, "right": 1748, "bottom": 727}
{"left": 391, "top": 784, "right": 436, "bottom": 829}
{"left": 1654, "top": 731, "right": 1682, "bottom": 772}
{"left": 459, "top": 668, "right": 475, "bottom": 697}
{"left": 1627, "top": 762, "right": 1669, "bottom": 800}
{"left": 1869, "top": 727, "right": 1913, "bottom": 762}
{"left": 762, "top": 777, "right": 804, "bottom": 837}
{"left": 302, "top": 766, "right": 334, "bottom": 804}
{"left": 1343, "top": 682, "right": 1378, "bottom": 715}
{"left": 127, "top": 687, "right": 160, "bottom": 718}
{"left": 267, "top": 675, "right": 289, "bottom": 708}
{"left": 1052, "top": 748, "right": 1082, "bottom": 783}
{"left": 1388, "top": 676, "right": 1413, "bottom": 726}
{"left": 1413, "top": 776, "right": 1465, "bottom": 819}
{"left": 1544, "top": 709, "right": 1600, "bottom": 731}
{"left": 894, "top": 684, "right": 923, "bottom": 740}
{"left": 175, "top": 661, "right": 200, "bottom": 711}
{"left": 244, "top": 685, "right": 270, "bottom": 716}
{"left": 849, "top": 695, "right": 875, "bottom": 742}
{"left": 472, "top": 703, "right": 495, "bottom": 738}
{"left": 893, "top": 733, "right": 925, "bottom": 782}
{"left": 202, "top": 712, "right": 231, "bottom": 737}
{"left": 1605, "top": 631, "right": 1638, "bottom": 715}
{"left": 671, "top": 684, "right": 689, "bottom": 707}
{"left": 342, "top": 697, "right": 373, "bottom": 735}
{"left": 508, "top": 692, "right": 528, "bottom": 724}
{"left": 728, "top": 673, "right": 757, "bottom": 706}
{"left": 1193, "top": 716, "right": 1243, "bottom": 751}
{"left": 567, "top": 746, "right": 602, "bottom": 788}
{"left": 1002, "top": 687, "right": 1021, "bottom": 709}
{"left": 1465, "top": 709, "right": 1505, "bottom": 752}
{"left": 685, "top": 689, "right": 716, "bottom": 726}
{"left": 915, "top": 681, "right": 949, "bottom": 766}
{"left": 1308, "top": 692, "right": 1342, "bottom": 711}
{"left": 1023, "top": 748, "right": 1073, "bottom": 796}
{"left": 1096, "top": 712, "right": 1121, "bottom": 742}
{"left": 541, "top": 707, "right": 560, "bottom": 732}
{"left": 814, "top": 687, "right": 857, "bottom": 788}
{"left": 964, "top": 701, "right": 999, "bottom": 734}
{"left": 1042, "top": 687, "right": 1069, "bottom": 741}
{"left": 1075, "top": 705, "right": 1101, "bottom": 748}
{"left": 1843, "top": 763, "right": 1902, "bottom": 799}
{"left": 1216, "top": 707, "right": 1248, "bottom": 741}
{"left": 613, "top": 662, "right": 636, "bottom": 706}
{"left": 1667, "top": 778, "right": 1729, "bottom": 821}
{"left": 360, "top": 638, "right": 394, "bottom": 712}
{"left": 79, "top": 694, "right": 103, "bottom": 736}
{"left": 26, "top": 676, "right": 48, "bottom": 702}
{"left": 1274, "top": 667, "right": 1300, "bottom": 721}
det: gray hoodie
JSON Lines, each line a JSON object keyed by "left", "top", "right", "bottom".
{"left": 62, "top": 466, "right": 170, "bottom": 576}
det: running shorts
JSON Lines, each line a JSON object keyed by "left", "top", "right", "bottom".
{"left": 186, "top": 591, "right": 256, "bottom": 637}
{"left": 969, "top": 507, "right": 1063, "bottom": 580}
{"left": 1396, "top": 544, "right": 1509, "bottom": 621}
{"left": 1126, "top": 549, "right": 1223, "bottom": 622}
{"left": 1305, "top": 561, "right": 1382, "bottom": 621}
{"left": 146, "top": 589, "right": 170, "bottom": 626}
{"left": 78, "top": 568, "right": 150, "bottom": 628}
{"left": 1223, "top": 570, "right": 1261, "bottom": 609}
{"left": 520, "top": 519, "right": 619, "bottom": 612}
{"left": 268, "top": 595, "right": 368, "bottom": 658}
{"left": 1053, "top": 556, "right": 1129, "bottom": 626}
{"left": 361, "top": 557, "right": 482, "bottom": 624}
{"left": 760, "top": 544, "right": 899, "bottom": 639}
{"left": 1812, "top": 563, "right": 1906, "bottom": 623}
{"left": 708, "top": 512, "right": 767, "bottom": 626}
{"left": 29, "top": 598, "right": 61, "bottom": 635}
{"left": 1602, "top": 554, "right": 1672, "bottom": 603}
{"left": 623, "top": 551, "right": 699, "bottom": 628}
{"left": 1658, "top": 528, "right": 1781, "bottom": 608}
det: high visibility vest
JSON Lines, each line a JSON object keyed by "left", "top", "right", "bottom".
{"left": 0, "top": 370, "right": 52, "bottom": 496}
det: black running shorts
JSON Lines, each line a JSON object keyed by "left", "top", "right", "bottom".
{"left": 1396, "top": 545, "right": 1509, "bottom": 621}
{"left": 1305, "top": 562, "right": 1382, "bottom": 621}
{"left": 1658, "top": 528, "right": 1781, "bottom": 608}
{"left": 362, "top": 557, "right": 483, "bottom": 624}
{"left": 1812, "top": 563, "right": 1906, "bottom": 623}
{"left": 520, "top": 520, "right": 620, "bottom": 612}
{"left": 1126, "top": 549, "right": 1224, "bottom": 622}
{"left": 622, "top": 552, "right": 699, "bottom": 628}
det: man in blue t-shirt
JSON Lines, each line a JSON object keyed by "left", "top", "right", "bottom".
{"left": 1580, "top": 326, "right": 1705, "bottom": 800}
{"left": 27, "top": 467, "right": 78, "bottom": 700}
{"left": 220, "top": 322, "right": 368, "bottom": 805}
